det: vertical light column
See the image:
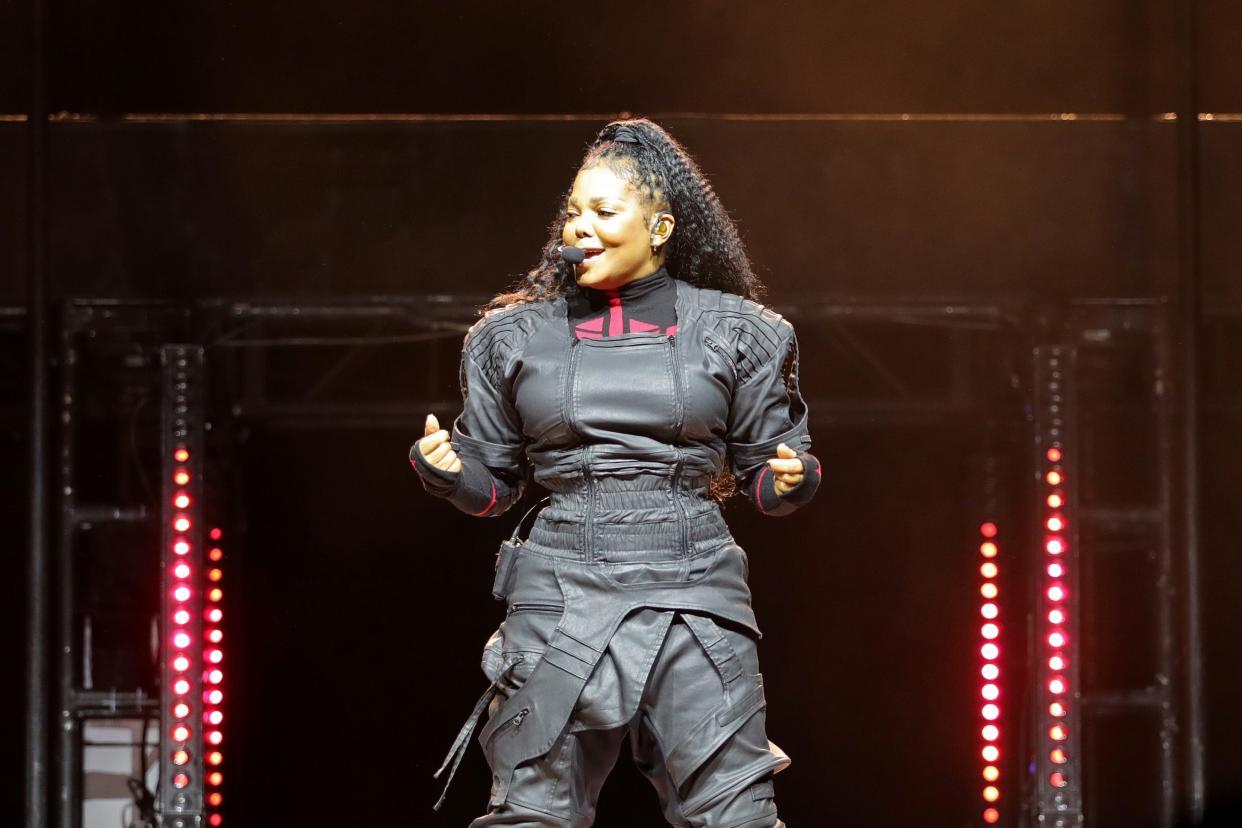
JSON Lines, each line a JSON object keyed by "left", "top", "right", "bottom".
{"left": 1033, "top": 346, "right": 1083, "bottom": 826}
{"left": 160, "top": 346, "right": 206, "bottom": 827}
{"left": 978, "top": 520, "right": 1003, "bottom": 824}
{"left": 203, "top": 526, "right": 226, "bottom": 826}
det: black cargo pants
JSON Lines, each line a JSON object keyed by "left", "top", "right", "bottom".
{"left": 468, "top": 606, "right": 788, "bottom": 828}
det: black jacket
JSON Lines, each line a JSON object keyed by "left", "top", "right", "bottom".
{"left": 412, "top": 275, "right": 821, "bottom": 524}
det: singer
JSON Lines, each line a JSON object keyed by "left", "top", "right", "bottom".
{"left": 411, "top": 118, "right": 821, "bottom": 827}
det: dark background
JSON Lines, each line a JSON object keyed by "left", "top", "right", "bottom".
{"left": 3, "top": 1, "right": 1241, "bottom": 826}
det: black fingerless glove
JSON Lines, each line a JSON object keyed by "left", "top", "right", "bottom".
{"left": 409, "top": 441, "right": 510, "bottom": 518}
{"left": 745, "top": 450, "right": 822, "bottom": 517}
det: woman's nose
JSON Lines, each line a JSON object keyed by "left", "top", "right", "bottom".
{"left": 574, "top": 219, "right": 594, "bottom": 239}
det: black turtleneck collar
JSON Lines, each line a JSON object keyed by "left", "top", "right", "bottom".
{"left": 566, "top": 266, "right": 677, "bottom": 338}
{"left": 576, "top": 266, "right": 670, "bottom": 301}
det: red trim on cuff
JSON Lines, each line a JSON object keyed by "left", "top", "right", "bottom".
{"left": 754, "top": 466, "right": 770, "bottom": 515}
{"left": 472, "top": 478, "right": 498, "bottom": 517}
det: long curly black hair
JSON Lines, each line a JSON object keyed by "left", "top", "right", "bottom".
{"left": 484, "top": 117, "right": 766, "bottom": 310}
{"left": 483, "top": 118, "right": 768, "bottom": 504}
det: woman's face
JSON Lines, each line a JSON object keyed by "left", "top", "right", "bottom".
{"left": 562, "top": 163, "right": 669, "bottom": 291}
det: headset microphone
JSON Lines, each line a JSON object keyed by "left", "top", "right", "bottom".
{"left": 559, "top": 246, "right": 586, "bottom": 265}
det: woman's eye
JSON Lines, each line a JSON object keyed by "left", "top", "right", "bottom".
{"left": 597, "top": 209, "right": 616, "bottom": 217}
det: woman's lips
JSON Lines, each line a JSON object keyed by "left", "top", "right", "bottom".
{"left": 578, "top": 248, "right": 604, "bottom": 266}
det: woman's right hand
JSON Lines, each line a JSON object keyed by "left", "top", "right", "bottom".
{"left": 418, "top": 414, "right": 463, "bottom": 474}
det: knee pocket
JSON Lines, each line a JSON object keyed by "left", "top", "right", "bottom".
{"left": 664, "top": 674, "right": 768, "bottom": 791}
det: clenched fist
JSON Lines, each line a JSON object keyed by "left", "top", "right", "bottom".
{"left": 767, "top": 443, "right": 804, "bottom": 495}
{"left": 418, "top": 414, "right": 462, "bottom": 474}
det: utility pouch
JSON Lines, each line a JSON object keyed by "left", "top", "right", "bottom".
{"left": 491, "top": 495, "right": 549, "bottom": 601}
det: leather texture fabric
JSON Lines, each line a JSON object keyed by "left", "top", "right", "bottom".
{"left": 415, "top": 274, "right": 817, "bottom": 827}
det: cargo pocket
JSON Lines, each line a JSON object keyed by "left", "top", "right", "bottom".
{"left": 502, "top": 602, "right": 564, "bottom": 651}
{"left": 664, "top": 674, "right": 767, "bottom": 791}
{"left": 491, "top": 602, "right": 563, "bottom": 700}
{"left": 434, "top": 632, "right": 529, "bottom": 811}
{"left": 660, "top": 615, "right": 759, "bottom": 786}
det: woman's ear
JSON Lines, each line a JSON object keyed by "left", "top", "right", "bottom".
{"left": 650, "top": 211, "right": 676, "bottom": 249}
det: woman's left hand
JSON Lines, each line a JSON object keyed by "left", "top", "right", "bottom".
{"left": 767, "top": 443, "right": 805, "bottom": 496}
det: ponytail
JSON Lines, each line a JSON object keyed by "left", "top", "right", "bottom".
{"left": 484, "top": 117, "right": 765, "bottom": 311}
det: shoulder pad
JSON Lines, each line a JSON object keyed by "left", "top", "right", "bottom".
{"left": 700, "top": 291, "right": 793, "bottom": 339}
{"left": 464, "top": 302, "right": 548, "bottom": 387}
{"left": 698, "top": 291, "right": 795, "bottom": 384}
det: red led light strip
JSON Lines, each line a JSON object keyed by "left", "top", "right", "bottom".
{"left": 161, "top": 345, "right": 209, "bottom": 821}
{"left": 169, "top": 444, "right": 197, "bottom": 789}
{"left": 204, "top": 526, "right": 226, "bottom": 826}
{"left": 165, "top": 444, "right": 203, "bottom": 814}
{"left": 1042, "top": 444, "right": 1071, "bottom": 789}
{"left": 978, "top": 521, "right": 1002, "bottom": 824}
{"left": 1032, "top": 346, "right": 1081, "bottom": 825}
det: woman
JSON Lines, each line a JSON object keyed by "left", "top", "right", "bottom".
{"left": 411, "top": 118, "right": 821, "bottom": 828}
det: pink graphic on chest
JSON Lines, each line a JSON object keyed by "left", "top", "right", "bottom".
{"left": 574, "top": 292, "right": 677, "bottom": 339}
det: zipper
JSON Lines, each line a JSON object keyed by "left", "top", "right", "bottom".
{"left": 564, "top": 337, "right": 583, "bottom": 440}
{"left": 671, "top": 452, "right": 688, "bottom": 558}
{"left": 506, "top": 601, "right": 565, "bottom": 616}
{"left": 494, "top": 706, "right": 531, "bottom": 738}
{"left": 702, "top": 332, "right": 736, "bottom": 385}
{"left": 668, "top": 334, "right": 686, "bottom": 438}
{"left": 668, "top": 334, "right": 689, "bottom": 558}
{"left": 583, "top": 444, "right": 595, "bottom": 561}
{"left": 564, "top": 338, "right": 595, "bottom": 561}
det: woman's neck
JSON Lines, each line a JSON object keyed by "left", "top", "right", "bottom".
{"left": 577, "top": 266, "right": 669, "bottom": 299}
